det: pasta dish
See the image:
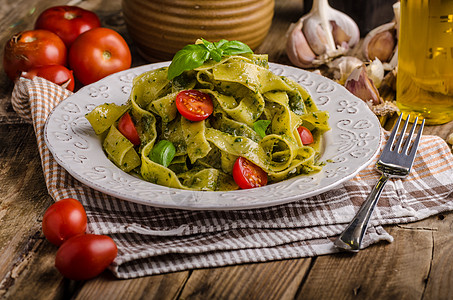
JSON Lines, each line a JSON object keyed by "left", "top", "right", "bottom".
{"left": 86, "top": 52, "right": 330, "bottom": 191}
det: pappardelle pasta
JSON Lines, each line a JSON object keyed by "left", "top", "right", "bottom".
{"left": 86, "top": 52, "right": 330, "bottom": 191}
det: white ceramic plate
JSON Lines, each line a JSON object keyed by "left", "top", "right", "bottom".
{"left": 44, "top": 62, "right": 382, "bottom": 210}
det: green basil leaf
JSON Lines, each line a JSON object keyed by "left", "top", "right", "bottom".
{"left": 167, "top": 39, "right": 253, "bottom": 80}
{"left": 209, "top": 48, "right": 224, "bottom": 62}
{"left": 219, "top": 40, "right": 253, "bottom": 56}
{"left": 201, "top": 38, "right": 216, "bottom": 51}
{"left": 253, "top": 120, "right": 271, "bottom": 138}
{"left": 167, "top": 44, "right": 210, "bottom": 80}
{"left": 148, "top": 140, "right": 176, "bottom": 167}
{"left": 214, "top": 39, "right": 229, "bottom": 49}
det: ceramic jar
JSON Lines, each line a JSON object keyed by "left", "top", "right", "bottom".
{"left": 122, "top": 0, "right": 275, "bottom": 61}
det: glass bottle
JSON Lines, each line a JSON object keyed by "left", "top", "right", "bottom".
{"left": 397, "top": 0, "right": 453, "bottom": 125}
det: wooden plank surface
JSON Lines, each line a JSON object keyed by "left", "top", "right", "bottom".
{"left": 1, "top": 0, "right": 453, "bottom": 299}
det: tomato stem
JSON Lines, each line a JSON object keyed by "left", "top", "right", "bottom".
{"left": 23, "top": 36, "right": 37, "bottom": 43}
{"left": 64, "top": 12, "right": 78, "bottom": 20}
{"left": 103, "top": 51, "right": 111, "bottom": 60}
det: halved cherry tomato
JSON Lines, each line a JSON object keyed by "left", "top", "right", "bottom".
{"left": 22, "top": 65, "right": 75, "bottom": 91}
{"left": 232, "top": 157, "right": 268, "bottom": 189}
{"left": 175, "top": 90, "right": 214, "bottom": 121}
{"left": 42, "top": 198, "right": 87, "bottom": 246}
{"left": 118, "top": 112, "right": 140, "bottom": 145}
{"left": 297, "top": 126, "right": 314, "bottom": 145}
{"left": 55, "top": 234, "right": 117, "bottom": 280}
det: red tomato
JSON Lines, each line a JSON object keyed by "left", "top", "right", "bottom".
{"left": 3, "top": 29, "right": 67, "bottom": 81}
{"left": 35, "top": 6, "right": 101, "bottom": 48}
{"left": 175, "top": 90, "right": 214, "bottom": 121}
{"left": 69, "top": 27, "right": 131, "bottom": 85}
{"left": 55, "top": 234, "right": 118, "bottom": 280}
{"left": 232, "top": 157, "right": 268, "bottom": 189}
{"left": 42, "top": 198, "right": 87, "bottom": 246}
{"left": 22, "top": 65, "right": 75, "bottom": 91}
{"left": 118, "top": 112, "right": 140, "bottom": 145}
{"left": 297, "top": 126, "right": 314, "bottom": 145}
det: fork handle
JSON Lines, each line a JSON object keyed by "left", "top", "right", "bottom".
{"left": 334, "top": 174, "right": 390, "bottom": 252}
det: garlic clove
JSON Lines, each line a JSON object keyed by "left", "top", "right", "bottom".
{"left": 327, "top": 56, "right": 363, "bottom": 85}
{"left": 303, "top": 18, "right": 335, "bottom": 55}
{"left": 328, "top": 9, "right": 360, "bottom": 48}
{"left": 362, "top": 3, "right": 399, "bottom": 65}
{"left": 330, "top": 20, "right": 351, "bottom": 47}
{"left": 366, "top": 58, "right": 384, "bottom": 89}
{"left": 302, "top": 17, "right": 330, "bottom": 55}
{"left": 286, "top": 20, "right": 317, "bottom": 68}
{"left": 365, "top": 26, "right": 397, "bottom": 62}
{"left": 345, "top": 65, "right": 382, "bottom": 106}
{"left": 383, "top": 45, "right": 398, "bottom": 71}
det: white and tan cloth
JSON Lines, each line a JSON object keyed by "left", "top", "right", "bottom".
{"left": 11, "top": 77, "right": 453, "bottom": 279}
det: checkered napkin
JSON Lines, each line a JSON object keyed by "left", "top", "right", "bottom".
{"left": 11, "top": 77, "right": 453, "bottom": 279}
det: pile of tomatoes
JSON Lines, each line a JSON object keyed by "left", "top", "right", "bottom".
{"left": 42, "top": 198, "right": 118, "bottom": 280}
{"left": 3, "top": 5, "right": 131, "bottom": 90}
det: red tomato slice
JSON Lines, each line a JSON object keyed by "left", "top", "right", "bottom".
{"left": 175, "top": 90, "right": 214, "bottom": 121}
{"left": 232, "top": 157, "right": 268, "bottom": 189}
{"left": 42, "top": 198, "right": 87, "bottom": 246}
{"left": 118, "top": 113, "right": 140, "bottom": 146}
{"left": 55, "top": 234, "right": 117, "bottom": 280}
{"left": 297, "top": 126, "right": 314, "bottom": 145}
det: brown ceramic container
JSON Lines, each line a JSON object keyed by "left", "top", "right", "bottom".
{"left": 122, "top": 0, "right": 275, "bottom": 61}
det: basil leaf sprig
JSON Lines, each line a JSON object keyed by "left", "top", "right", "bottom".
{"left": 253, "top": 120, "right": 271, "bottom": 138}
{"left": 148, "top": 140, "right": 176, "bottom": 167}
{"left": 167, "top": 39, "right": 253, "bottom": 80}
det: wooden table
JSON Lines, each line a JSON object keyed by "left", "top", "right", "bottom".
{"left": 2, "top": 0, "right": 453, "bottom": 299}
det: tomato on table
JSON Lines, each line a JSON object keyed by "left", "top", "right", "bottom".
{"left": 3, "top": 29, "right": 67, "bottom": 81}
{"left": 55, "top": 234, "right": 118, "bottom": 280}
{"left": 22, "top": 65, "right": 75, "bottom": 91}
{"left": 42, "top": 198, "right": 87, "bottom": 246}
{"left": 175, "top": 90, "right": 214, "bottom": 121}
{"left": 118, "top": 112, "right": 141, "bottom": 146}
{"left": 297, "top": 126, "right": 314, "bottom": 145}
{"left": 68, "top": 27, "right": 131, "bottom": 85}
{"left": 232, "top": 157, "right": 268, "bottom": 189}
{"left": 34, "top": 5, "right": 101, "bottom": 47}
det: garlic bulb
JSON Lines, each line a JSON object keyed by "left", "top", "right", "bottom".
{"left": 362, "top": 2, "right": 400, "bottom": 70}
{"left": 286, "top": 0, "right": 360, "bottom": 68}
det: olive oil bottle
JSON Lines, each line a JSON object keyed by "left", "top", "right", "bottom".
{"left": 397, "top": 0, "right": 453, "bottom": 124}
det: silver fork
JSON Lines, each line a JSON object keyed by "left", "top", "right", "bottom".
{"left": 334, "top": 114, "right": 425, "bottom": 252}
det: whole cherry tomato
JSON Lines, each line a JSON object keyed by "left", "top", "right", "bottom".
{"left": 3, "top": 29, "right": 67, "bottom": 81}
{"left": 118, "top": 112, "right": 140, "bottom": 145}
{"left": 42, "top": 198, "right": 87, "bottom": 246}
{"left": 69, "top": 27, "right": 131, "bottom": 85}
{"left": 232, "top": 157, "right": 268, "bottom": 189}
{"left": 55, "top": 234, "right": 118, "bottom": 280}
{"left": 297, "top": 126, "right": 314, "bottom": 145}
{"left": 175, "top": 90, "right": 214, "bottom": 121}
{"left": 35, "top": 5, "right": 101, "bottom": 48}
{"left": 22, "top": 65, "right": 75, "bottom": 91}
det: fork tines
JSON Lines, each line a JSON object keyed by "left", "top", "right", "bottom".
{"left": 386, "top": 114, "right": 425, "bottom": 156}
